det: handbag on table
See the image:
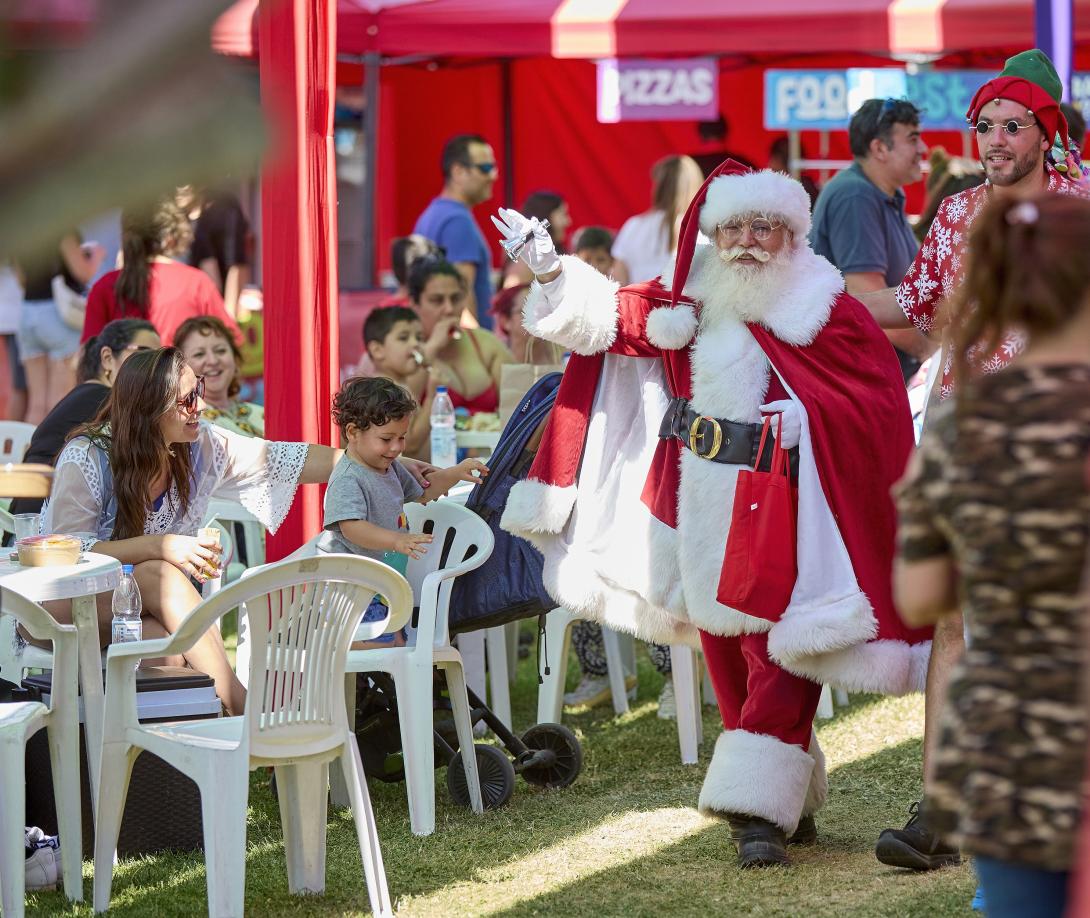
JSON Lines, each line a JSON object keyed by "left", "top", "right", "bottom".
{"left": 716, "top": 414, "right": 799, "bottom": 623}
{"left": 498, "top": 340, "right": 565, "bottom": 424}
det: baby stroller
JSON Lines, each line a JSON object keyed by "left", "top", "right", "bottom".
{"left": 353, "top": 372, "right": 582, "bottom": 809}
{"left": 353, "top": 671, "right": 581, "bottom": 809}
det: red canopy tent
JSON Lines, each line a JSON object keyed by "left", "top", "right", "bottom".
{"left": 219, "top": 0, "right": 1090, "bottom": 59}
{"left": 220, "top": 0, "right": 1077, "bottom": 556}
{"left": 216, "top": 0, "right": 1087, "bottom": 293}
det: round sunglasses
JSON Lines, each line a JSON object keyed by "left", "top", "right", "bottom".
{"left": 974, "top": 119, "right": 1037, "bottom": 136}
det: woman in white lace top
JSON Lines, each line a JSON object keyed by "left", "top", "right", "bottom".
{"left": 39, "top": 348, "right": 353, "bottom": 714}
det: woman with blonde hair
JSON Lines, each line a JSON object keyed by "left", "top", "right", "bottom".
{"left": 610, "top": 154, "right": 704, "bottom": 284}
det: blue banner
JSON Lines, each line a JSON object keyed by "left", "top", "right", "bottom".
{"left": 764, "top": 68, "right": 1060, "bottom": 131}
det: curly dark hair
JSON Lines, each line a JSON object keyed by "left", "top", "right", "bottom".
{"left": 332, "top": 376, "right": 417, "bottom": 435}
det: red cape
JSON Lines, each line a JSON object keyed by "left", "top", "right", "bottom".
{"left": 528, "top": 281, "right": 929, "bottom": 651}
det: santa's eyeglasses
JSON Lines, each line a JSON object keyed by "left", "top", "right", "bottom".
{"left": 974, "top": 119, "right": 1037, "bottom": 136}
{"left": 715, "top": 219, "right": 783, "bottom": 242}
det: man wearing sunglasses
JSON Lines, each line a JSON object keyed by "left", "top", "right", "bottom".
{"left": 413, "top": 133, "right": 499, "bottom": 330}
{"left": 856, "top": 50, "right": 1090, "bottom": 874}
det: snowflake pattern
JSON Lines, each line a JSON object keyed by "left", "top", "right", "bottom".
{"left": 932, "top": 224, "right": 954, "bottom": 263}
{"left": 897, "top": 165, "right": 1090, "bottom": 397}
{"left": 945, "top": 194, "right": 969, "bottom": 224}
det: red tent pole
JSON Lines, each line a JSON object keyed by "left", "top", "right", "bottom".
{"left": 258, "top": 0, "right": 339, "bottom": 560}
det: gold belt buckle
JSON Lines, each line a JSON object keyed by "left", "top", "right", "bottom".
{"left": 689, "top": 415, "right": 723, "bottom": 460}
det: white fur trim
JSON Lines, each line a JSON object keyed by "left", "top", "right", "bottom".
{"left": 753, "top": 250, "right": 843, "bottom": 346}
{"left": 801, "top": 733, "right": 828, "bottom": 817}
{"left": 677, "top": 245, "right": 843, "bottom": 348}
{"left": 768, "top": 592, "right": 877, "bottom": 662}
{"left": 646, "top": 304, "right": 697, "bottom": 350}
{"left": 699, "top": 170, "right": 813, "bottom": 240}
{"left": 909, "top": 639, "right": 932, "bottom": 692}
{"left": 698, "top": 730, "right": 815, "bottom": 834}
{"left": 500, "top": 479, "right": 577, "bottom": 538}
{"left": 773, "top": 636, "right": 932, "bottom": 696}
{"left": 523, "top": 255, "right": 618, "bottom": 356}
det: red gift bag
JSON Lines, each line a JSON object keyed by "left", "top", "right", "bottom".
{"left": 716, "top": 415, "right": 798, "bottom": 623}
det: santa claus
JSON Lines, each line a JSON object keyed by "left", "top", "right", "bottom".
{"left": 492, "top": 161, "right": 931, "bottom": 867}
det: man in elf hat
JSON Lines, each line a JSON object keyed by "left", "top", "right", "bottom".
{"left": 859, "top": 49, "right": 1090, "bottom": 872}
{"left": 493, "top": 162, "right": 929, "bottom": 868}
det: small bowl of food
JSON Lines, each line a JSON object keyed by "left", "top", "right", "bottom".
{"left": 16, "top": 534, "right": 82, "bottom": 567}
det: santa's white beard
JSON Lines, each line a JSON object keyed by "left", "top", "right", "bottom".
{"left": 685, "top": 243, "right": 800, "bottom": 332}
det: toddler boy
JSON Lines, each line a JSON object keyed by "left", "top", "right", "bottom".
{"left": 572, "top": 226, "right": 616, "bottom": 277}
{"left": 318, "top": 376, "right": 486, "bottom": 647}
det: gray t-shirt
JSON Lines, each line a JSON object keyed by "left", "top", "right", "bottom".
{"left": 317, "top": 455, "right": 424, "bottom": 560}
{"left": 809, "top": 161, "right": 919, "bottom": 287}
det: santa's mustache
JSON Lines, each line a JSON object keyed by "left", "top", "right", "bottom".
{"left": 718, "top": 245, "right": 771, "bottom": 264}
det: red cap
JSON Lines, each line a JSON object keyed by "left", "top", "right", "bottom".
{"left": 669, "top": 158, "right": 752, "bottom": 307}
{"left": 965, "top": 76, "right": 1069, "bottom": 155}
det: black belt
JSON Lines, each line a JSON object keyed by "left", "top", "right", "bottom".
{"left": 658, "top": 397, "right": 800, "bottom": 478}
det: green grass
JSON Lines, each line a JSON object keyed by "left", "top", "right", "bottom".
{"left": 27, "top": 628, "right": 974, "bottom": 916}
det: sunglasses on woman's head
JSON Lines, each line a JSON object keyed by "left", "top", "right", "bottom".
{"left": 178, "top": 376, "right": 205, "bottom": 412}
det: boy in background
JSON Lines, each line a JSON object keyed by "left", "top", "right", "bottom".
{"left": 572, "top": 226, "right": 616, "bottom": 277}
{"left": 362, "top": 305, "right": 453, "bottom": 458}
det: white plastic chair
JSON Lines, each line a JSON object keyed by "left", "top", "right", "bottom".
{"left": 536, "top": 607, "right": 704, "bottom": 764}
{"left": 0, "top": 421, "right": 35, "bottom": 463}
{"left": 333, "top": 500, "right": 495, "bottom": 836}
{"left": 536, "top": 608, "right": 635, "bottom": 721}
{"left": 92, "top": 555, "right": 411, "bottom": 918}
{"left": 0, "top": 589, "right": 82, "bottom": 917}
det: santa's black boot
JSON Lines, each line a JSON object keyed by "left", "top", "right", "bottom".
{"left": 727, "top": 814, "right": 789, "bottom": 868}
{"left": 788, "top": 814, "right": 817, "bottom": 845}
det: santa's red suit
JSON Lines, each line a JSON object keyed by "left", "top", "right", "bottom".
{"left": 500, "top": 166, "right": 931, "bottom": 837}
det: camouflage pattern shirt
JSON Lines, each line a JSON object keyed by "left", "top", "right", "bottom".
{"left": 896, "top": 363, "right": 1090, "bottom": 870}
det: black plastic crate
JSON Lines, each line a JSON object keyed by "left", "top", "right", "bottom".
{"left": 24, "top": 665, "right": 219, "bottom": 858}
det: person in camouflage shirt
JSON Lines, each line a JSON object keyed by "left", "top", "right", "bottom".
{"left": 894, "top": 191, "right": 1090, "bottom": 917}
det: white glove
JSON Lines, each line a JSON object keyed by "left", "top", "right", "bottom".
{"left": 759, "top": 400, "right": 802, "bottom": 450}
{"left": 490, "top": 208, "right": 561, "bottom": 277}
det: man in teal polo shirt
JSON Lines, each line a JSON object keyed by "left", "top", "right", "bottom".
{"left": 810, "top": 98, "right": 933, "bottom": 380}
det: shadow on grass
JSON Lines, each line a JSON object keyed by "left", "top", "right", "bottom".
{"left": 473, "top": 739, "right": 970, "bottom": 918}
{"left": 26, "top": 631, "right": 939, "bottom": 917}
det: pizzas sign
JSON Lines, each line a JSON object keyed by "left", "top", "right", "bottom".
{"left": 598, "top": 58, "right": 719, "bottom": 123}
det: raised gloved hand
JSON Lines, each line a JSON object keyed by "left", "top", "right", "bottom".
{"left": 759, "top": 400, "right": 802, "bottom": 450}
{"left": 491, "top": 208, "right": 561, "bottom": 277}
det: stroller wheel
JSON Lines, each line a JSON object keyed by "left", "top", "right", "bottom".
{"left": 447, "top": 744, "right": 515, "bottom": 810}
{"left": 518, "top": 723, "right": 583, "bottom": 789}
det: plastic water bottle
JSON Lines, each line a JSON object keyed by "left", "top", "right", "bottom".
{"left": 430, "top": 386, "right": 457, "bottom": 468}
{"left": 111, "top": 564, "right": 142, "bottom": 647}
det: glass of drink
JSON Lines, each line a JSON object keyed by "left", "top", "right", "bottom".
{"left": 198, "top": 526, "right": 222, "bottom": 578}
{"left": 13, "top": 513, "right": 39, "bottom": 542}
